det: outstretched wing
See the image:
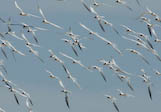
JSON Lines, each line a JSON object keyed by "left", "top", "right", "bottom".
{"left": 15, "top": 1, "right": 23, "bottom": 13}
{"left": 65, "top": 93, "right": 70, "bottom": 109}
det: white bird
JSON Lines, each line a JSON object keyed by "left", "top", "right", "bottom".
{"left": 145, "top": 22, "right": 160, "bottom": 39}
{"left": 105, "top": 94, "right": 120, "bottom": 112}
{"left": 6, "top": 41, "right": 25, "bottom": 61}
{"left": 120, "top": 24, "right": 137, "bottom": 34}
{"left": 79, "top": 23, "right": 97, "bottom": 35}
{"left": 130, "top": 33, "right": 154, "bottom": 49}
{"left": 101, "top": 19, "right": 121, "bottom": 36}
{"left": 5, "top": 26, "right": 23, "bottom": 40}
{"left": 139, "top": 69, "right": 152, "bottom": 100}
{"left": 92, "top": 0, "right": 107, "bottom": 7}
{"left": 65, "top": 68, "right": 81, "bottom": 89}
{"left": 48, "top": 49, "right": 68, "bottom": 74}
{"left": 98, "top": 58, "right": 111, "bottom": 66}
{"left": 125, "top": 48, "right": 150, "bottom": 65}
{"left": 88, "top": 65, "right": 107, "bottom": 82}
{"left": 65, "top": 26, "right": 79, "bottom": 38}
{"left": 26, "top": 45, "right": 44, "bottom": 63}
{"left": 110, "top": 57, "right": 132, "bottom": 76}
{"left": 0, "top": 71, "right": 16, "bottom": 88}
{"left": 94, "top": 14, "right": 106, "bottom": 32}
{"left": 61, "top": 38, "right": 79, "bottom": 56}
{"left": 46, "top": 70, "right": 58, "bottom": 79}
{"left": 116, "top": 74, "right": 134, "bottom": 91}
{"left": 21, "top": 33, "right": 40, "bottom": 47}
{"left": 46, "top": 69, "right": 65, "bottom": 88}
{"left": 37, "top": 3, "right": 63, "bottom": 29}
{"left": 116, "top": 89, "right": 134, "bottom": 98}
{"left": 139, "top": 7, "right": 157, "bottom": 18}
{"left": 64, "top": 27, "right": 85, "bottom": 51}
{"left": 2, "top": 85, "right": 20, "bottom": 105}
{"left": 122, "top": 35, "right": 158, "bottom": 59}
{"left": 60, "top": 52, "right": 90, "bottom": 71}
{"left": 14, "top": 1, "right": 40, "bottom": 18}
{"left": 26, "top": 27, "right": 39, "bottom": 44}
{"left": 80, "top": 3, "right": 105, "bottom": 32}
{"left": 11, "top": 22, "right": 48, "bottom": 31}
{"left": 115, "top": 0, "right": 133, "bottom": 11}
{"left": 94, "top": 33, "right": 122, "bottom": 55}
{"left": 61, "top": 89, "right": 71, "bottom": 109}
{"left": 18, "top": 88, "right": 33, "bottom": 106}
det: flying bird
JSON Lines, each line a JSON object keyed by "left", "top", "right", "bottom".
{"left": 94, "top": 33, "right": 122, "bottom": 55}
{"left": 125, "top": 48, "right": 150, "bottom": 65}
{"left": 139, "top": 69, "right": 152, "bottom": 100}
{"left": 37, "top": 3, "right": 63, "bottom": 29}
{"left": 21, "top": 33, "right": 40, "bottom": 47}
{"left": 61, "top": 89, "right": 71, "bottom": 109}
{"left": 105, "top": 94, "right": 120, "bottom": 112}
{"left": 88, "top": 65, "right": 107, "bottom": 82}
{"left": 60, "top": 52, "right": 90, "bottom": 71}
{"left": 115, "top": 0, "right": 133, "bottom": 11}
{"left": 14, "top": 1, "right": 40, "bottom": 18}
{"left": 61, "top": 38, "right": 79, "bottom": 56}
{"left": 26, "top": 45, "right": 44, "bottom": 63}
{"left": 48, "top": 49, "right": 68, "bottom": 74}
{"left": 116, "top": 89, "right": 134, "bottom": 98}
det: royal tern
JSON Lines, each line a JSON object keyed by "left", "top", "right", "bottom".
{"left": 48, "top": 49, "right": 68, "bottom": 74}
{"left": 115, "top": 0, "right": 133, "bottom": 11}
{"left": 60, "top": 52, "right": 90, "bottom": 71}
{"left": 105, "top": 94, "right": 120, "bottom": 112}
{"left": 125, "top": 48, "right": 150, "bottom": 65}
{"left": 37, "top": 3, "right": 63, "bottom": 29}
{"left": 88, "top": 65, "right": 107, "bottom": 82}
{"left": 26, "top": 45, "right": 44, "bottom": 63}
{"left": 15, "top": 1, "right": 40, "bottom": 18}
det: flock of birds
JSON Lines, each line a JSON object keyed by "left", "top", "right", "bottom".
{"left": 0, "top": 0, "right": 161, "bottom": 112}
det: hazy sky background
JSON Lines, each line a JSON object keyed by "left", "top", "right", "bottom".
{"left": 0, "top": 0, "right": 161, "bottom": 112}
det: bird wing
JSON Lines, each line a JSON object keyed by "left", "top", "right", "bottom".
{"left": 30, "top": 30, "right": 39, "bottom": 44}
{"left": 127, "top": 80, "right": 134, "bottom": 91}
{"left": 27, "top": 13, "right": 41, "bottom": 18}
{"left": 15, "top": 1, "right": 23, "bottom": 13}
{"left": 13, "top": 93, "right": 20, "bottom": 105}
{"left": 37, "top": 5, "right": 46, "bottom": 19}
{"left": 147, "top": 25, "right": 152, "bottom": 37}
{"left": 65, "top": 93, "right": 70, "bottom": 109}
{"left": 98, "top": 20, "right": 105, "bottom": 32}
{"left": 1, "top": 48, "right": 8, "bottom": 59}
{"left": 45, "top": 20, "right": 63, "bottom": 29}
{"left": 148, "top": 85, "right": 152, "bottom": 100}
{"left": 81, "top": 0, "right": 91, "bottom": 13}
{"left": 111, "top": 43, "right": 122, "bottom": 55}
{"left": 8, "top": 32, "right": 23, "bottom": 40}
{"left": 58, "top": 79, "right": 65, "bottom": 89}
{"left": 113, "top": 102, "right": 120, "bottom": 112}
{"left": 80, "top": 23, "right": 93, "bottom": 33}
{"left": 71, "top": 46, "right": 79, "bottom": 57}
{"left": 59, "top": 52, "right": 75, "bottom": 62}
{"left": 99, "top": 71, "right": 107, "bottom": 82}
{"left": 137, "top": 51, "right": 150, "bottom": 64}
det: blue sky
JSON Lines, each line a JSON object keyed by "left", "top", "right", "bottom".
{"left": 0, "top": 0, "right": 161, "bottom": 112}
